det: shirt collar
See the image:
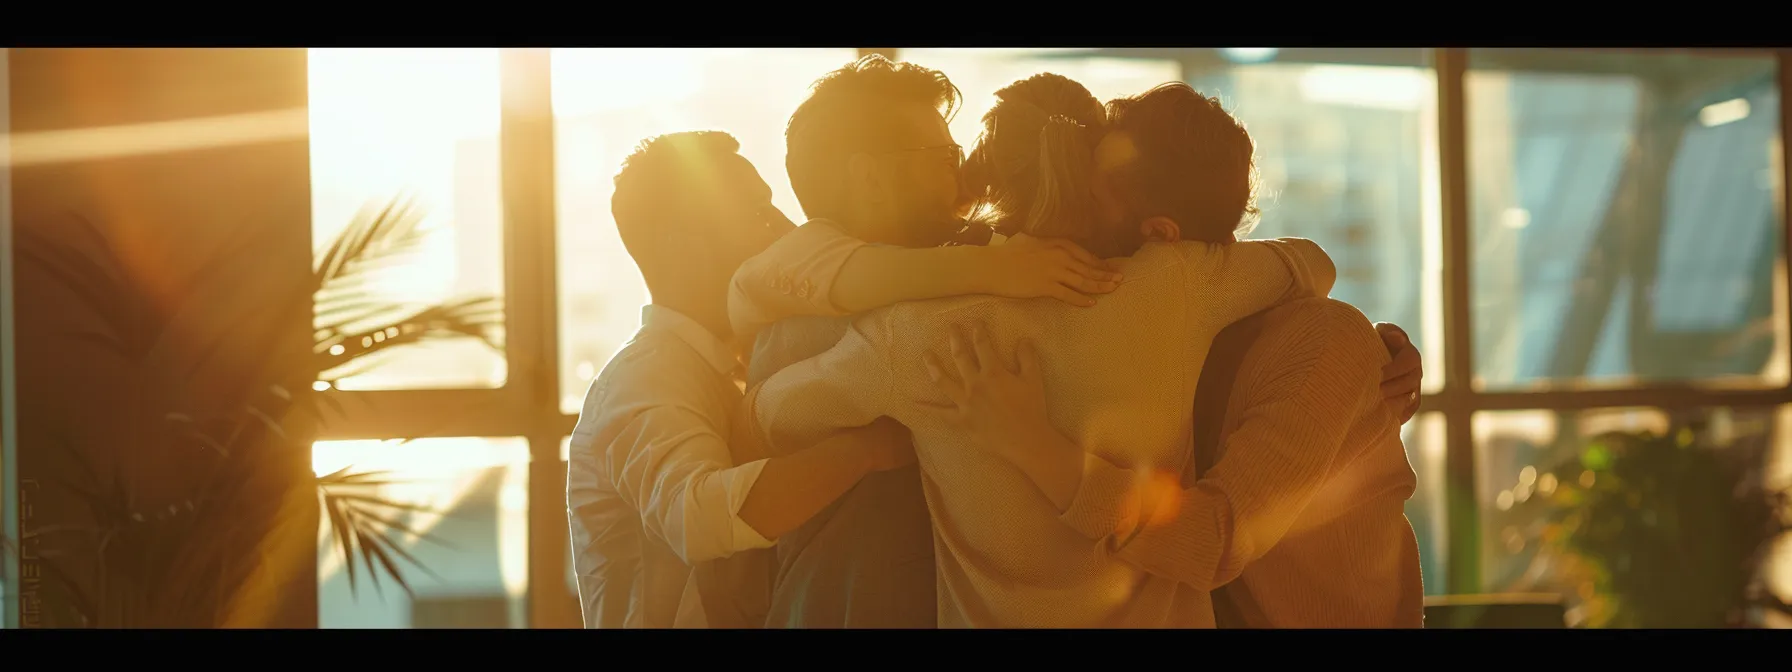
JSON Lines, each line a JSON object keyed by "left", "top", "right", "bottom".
{"left": 641, "top": 305, "right": 738, "bottom": 376}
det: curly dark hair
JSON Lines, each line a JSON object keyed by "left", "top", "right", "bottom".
{"left": 784, "top": 54, "right": 963, "bottom": 223}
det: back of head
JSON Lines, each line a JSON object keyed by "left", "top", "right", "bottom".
{"left": 610, "top": 130, "right": 751, "bottom": 284}
{"left": 961, "top": 73, "right": 1110, "bottom": 250}
{"left": 785, "top": 55, "right": 962, "bottom": 223}
{"left": 1104, "top": 83, "right": 1262, "bottom": 243}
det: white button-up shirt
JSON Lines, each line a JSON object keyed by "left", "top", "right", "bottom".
{"left": 566, "top": 305, "right": 774, "bottom": 628}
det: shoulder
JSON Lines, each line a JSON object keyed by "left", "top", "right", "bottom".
{"left": 1159, "top": 237, "right": 1319, "bottom": 259}
{"left": 1256, "top": 298, "right": 1387, "bottom": 365}
{"left": 594, "top": 333, "right": 711, "bottom": 404}
{"left": 799, "top": 217, "right": 849, "bottom": 232}
{"left": 1269, "top": 297, "right": 1374, "bottom": 331}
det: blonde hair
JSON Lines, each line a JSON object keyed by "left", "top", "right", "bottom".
{"left": 961, "top": 73, "right": 1106, "bottom": 247}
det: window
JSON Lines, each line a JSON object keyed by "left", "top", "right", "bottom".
{"left": 314, "top": 437, "right": 530, "bottom": 629}
{"left": 1466, "top": 49, "right": 1785, "bottom": 390}
{"left": 896, "top": 48, "right": 1184, "bottom": 163}
{"left": 307, "top": 48, "right": 507, "bottom": 391}
{"left": 550, "top": 48, "right": 860, "bottom": 413}
{"left": 1404, "top": 414, "right": 1450, "bottom": 593}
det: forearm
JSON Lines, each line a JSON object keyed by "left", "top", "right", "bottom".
{"left": 1064, "top": 313, "right": 1385, "bottom": 589}
{"left": 827, "top": 244, "right": 985, "bottom": 313}
{"left": 1293, "top": 238, "right": 1338, "bottom": 297}
{"left": 1199, "top": 238, "right": 1338, "bottom": 325}
{"left": 749, "top": 316, "right": 896, "bottom": 451}
{"left": 728, "top": 220, "right": 866, "bottom": 335}
{"left": 735, "top": 435, "right": 872, "bottom": 541}
{"left": 1056, "top": 452, "right": 1255, "bottom": 590}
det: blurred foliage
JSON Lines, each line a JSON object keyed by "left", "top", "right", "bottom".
{"left": 8, "top": 197, "right": 499, "bottom": 626}
{"left": 1531, "top": 424, "right": 1790, "bottom": 628}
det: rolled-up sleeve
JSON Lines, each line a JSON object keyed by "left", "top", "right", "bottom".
{"left": 1058, "top": 304, "right": 1395, "bottom": 591}
{"left": 728, "top": 219, "right": 868, "bottom": 337}
{"left": 607, "top": 404, "right": 776, "bottom": 564}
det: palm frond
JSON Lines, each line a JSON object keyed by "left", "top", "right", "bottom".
{"left": 313, "top": 296, "right": 505, "bottom": 376}
{"left": 317, "top": 470, "right": 453, "bottom": 600}
{"left": 15, "top": 194, "right": 512, "bottom": 625}
{"left": 316, "top": 196, "right": 432, "bottom": 291}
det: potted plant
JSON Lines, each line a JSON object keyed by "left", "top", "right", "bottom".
{"left": 7, "top": 197, "right": 500, "bottom": 627}
{"left": 1532, "top": 421, "right": 1790, "bottom": 628}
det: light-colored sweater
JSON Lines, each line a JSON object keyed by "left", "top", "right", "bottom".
{"left": 744, "top": 234, "right": 1332, "bottom": 627}
{"left": 1065, "top": 297, "right": 1424, "bottom": 628}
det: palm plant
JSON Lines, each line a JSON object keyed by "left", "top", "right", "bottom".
{"left": 8, "top": 196, "right": 501, "bottom": 627}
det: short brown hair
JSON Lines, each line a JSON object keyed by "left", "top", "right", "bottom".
{"left": 1105, "top": 83, "right": 1262, "bottom": 243}
{"left": 610, "top": 130, "right": 746, "bottom": 277}
{"left": 785, "top": 55, "right": 962, "bottom": 222}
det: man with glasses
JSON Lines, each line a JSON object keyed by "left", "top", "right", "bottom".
{"left": 714, "top": 55, "right": 981, "bottom": 629}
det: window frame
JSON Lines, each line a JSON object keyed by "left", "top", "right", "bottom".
{"left": 309, "top": 46, "right": 1792, "bottom": 626}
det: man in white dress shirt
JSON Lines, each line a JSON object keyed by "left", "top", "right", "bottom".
{"left": 565, "top": 131, "right": 915, "bottom": 628}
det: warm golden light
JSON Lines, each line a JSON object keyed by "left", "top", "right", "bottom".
{"left": 307, "top": 47, "right": 506, "bottom": 391}
{"left": 1699, "top": 97, "right": 1752, "bottom": 128}
{"left": 2, "top": 107, "right": 308, "bottom": 168}
{"left": 550, "top": 48, "right": 861, "bottom": 412}
{"left": 313, "top": 438, "right": 530, "bottom": 628}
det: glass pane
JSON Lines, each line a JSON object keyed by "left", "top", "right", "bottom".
{"left": 898, "top": 48, "right": 1184, "bottom": 169}
{"left": 1403, "top": 413, "right": 1449, "bottom": 594}
{"left": 559, "top": 436, "right": 578, "bottom": 600}
{"left": 308, "top": 49, "right": 507, "bottom": 391}
{"left": 901, "top": 48, "right": 1443, "bottom": 391}
{"left": 1475, "top": 406, "right": 1790, "bottom": 628}
{"left": 552, "top": 48, "right": 860, "bottom": 413}
{"left": 1467, "top": 49, "right": 1786, "bottom": 390}
{"left": 314, "top": 437, "right": 529, "bottom": 628}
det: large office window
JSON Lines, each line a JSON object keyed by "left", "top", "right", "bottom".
{"left": 308, "top": 49, "right": 507, "bottom": 391}
{"left": 1466, "top": 49, "right": 1786, "bottom": 391}
{"left": 313, "top": 437, "right": 530, "bottom": 628}
{"left": 1459, "top": 48, "right": 1788, "bottom": 626}
{"left": 550, "top": 48, "right": 859, "bottom": 413}
{"left": 298, "top": 47, "right": 1789, "bottom": 628}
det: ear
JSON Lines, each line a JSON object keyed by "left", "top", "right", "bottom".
{"left": 846, "top": 153, "right": 885, "bottom": 204}
{"left": 1140, "top": 216, "right": 1181, "bottom": 243}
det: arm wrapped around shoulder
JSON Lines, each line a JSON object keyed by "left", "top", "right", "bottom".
{"left": 727, "top": 219, "right": 866, "bottom": 337}
{"left": 1178, "top": 237, "right": 1338, "bottom": 326}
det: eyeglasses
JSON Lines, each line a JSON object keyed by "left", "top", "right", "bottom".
{"left": 884, "top": 143, "right": 964, "bottom": 170}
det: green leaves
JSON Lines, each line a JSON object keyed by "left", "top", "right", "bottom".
{"left": 1580, "top": 442, "right": 1614, "bottom": 472}
{"left": 1541, "top": 426, "right": 1791, "bottom": 628}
